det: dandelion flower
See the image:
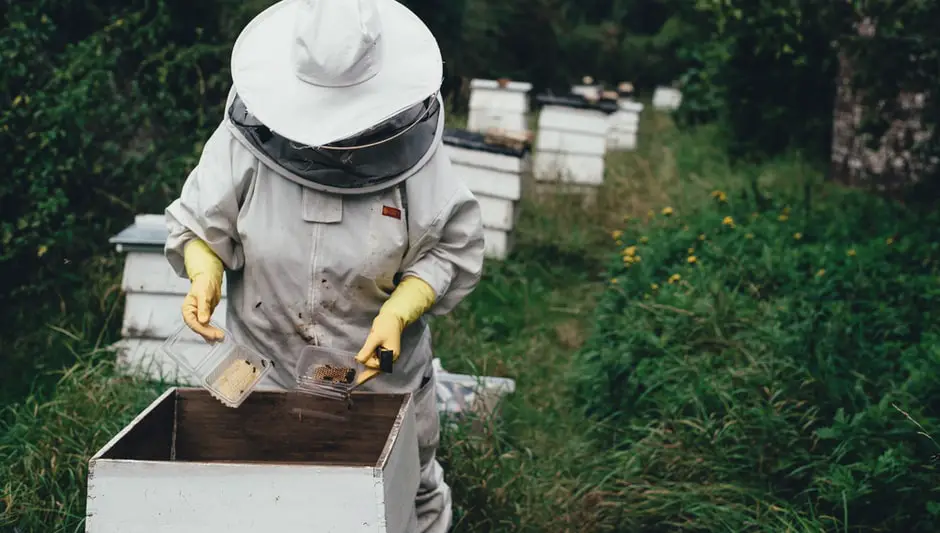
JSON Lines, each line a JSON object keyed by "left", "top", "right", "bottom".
{"left": 886, "top": 237, "right": 894, "bottom": 245}
{"left": 651, "top": 283, "right": 660, "bottom": 291}
{"left": 623, "top": 245, "right": 637, "bottom": 256}
{"left": 610, "top": 278, "right": 619, "bottom": 285}
{"left": 668, "top": 273, "right": 681, "bottom": 284}
{"left": 793, "top": 232, "right": 802, "bottom": 240}
{"left": 847, "top": 249, "right": 856, "bottom": 257}
{"left": 711, "top": 190, "right": 722, "bottom": 198}
{"left": 37, "top": 245, "right": 48, "bottom": 258}
{"left": 816, "top": 269, "right": 825, "bottom": 278}
{"left": 640, "top": 236, "right": 649, "bottom": 244}
{"left": 611, "top": 230, "right": 623, "bottom": 240}
{"left": 688, "top": 255, "right": 698, "bottom": 264}
{"left": 698, "top": 233, "right": 706, "bottom": 241}
{"left": 662, "top": 207, "right": 674, "bottom": 216}
{"left": 718, "top": 192, "right": 727, "bottom": 202}
{"left": 778, "top": 214, "right": 789, "bottom": 222}
{"left": 623, "top": 255, "right": 635, "bottom": 264}
{"left": 745, "top": 233, "right": 755, "bottom": 239}
{"left": 722, "top": 216, "right": 735, "bottom": 228}
{"left": 634, "top": 256, "right": 642, "bottom": 263}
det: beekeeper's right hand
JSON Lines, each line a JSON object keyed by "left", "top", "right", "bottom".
{"left": 182, "top": 239, "right": 225, "bottom": 342}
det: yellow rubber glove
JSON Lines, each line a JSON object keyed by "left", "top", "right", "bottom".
{"left": 355, "top": 276, "right": 436, "bottom": 385}
{"left": 182, "top": 239, "right": 225, "bottom": 342}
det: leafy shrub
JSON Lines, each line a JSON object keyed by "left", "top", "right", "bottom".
{"left": 573, "top": 186, "right": 940, "bottom": 531}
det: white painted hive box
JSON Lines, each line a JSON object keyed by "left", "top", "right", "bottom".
{"left": 442, "top": 128, "right": 529, "bottom": 260}
{"left": 652, "top": 86, "right": 683, "bottom": 111}
{"left": 85, "top": 387, "right": 420, "bottom": 533}
{"left": 608, "top": 99, "right": 644, "bottom": 151}
{"left": 110, "top": 215, "right": 227, "bottom": 384}
{"left": 467, "top": 78, "right": 532, "bottom": 134}
{"left": 533, "top": 94, "right": 618, "bottom": 186}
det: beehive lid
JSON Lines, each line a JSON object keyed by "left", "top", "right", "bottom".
{"left": 535, "top": 93, "right": 619, "bottom": 114}
{"left": 110, "top": 214, "right": 168, "bottom": 253}
{"left": 470, "top": 78, "right": 533, "bottom": 93}
{"left": 443, "top": 128, "right": 529, "bottom": 158}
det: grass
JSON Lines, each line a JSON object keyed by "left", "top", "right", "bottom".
{"left": 4, "top": 107, "right": 915, "bottom": 532}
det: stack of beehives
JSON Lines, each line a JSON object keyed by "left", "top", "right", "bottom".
{"left": 608, "top": 82, "right": 643, "bottom": 151}
{"left": 532, "top": 91, "right": 618, "bottom": 203}
{"left": 653, "top": 85, "right": 683, "bottom": 111}
{"left": 109, "top": 214, "right": 225, "bottom": 384}
{"left": 467, "top": 78, "right": 532, "bottom": 134}
{"left": 441, "top": 127, "right": 531, "bottom": 260}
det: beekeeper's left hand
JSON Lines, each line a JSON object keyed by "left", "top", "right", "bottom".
{"left": 355, "top": 276, "right": 436, "bottom": 373}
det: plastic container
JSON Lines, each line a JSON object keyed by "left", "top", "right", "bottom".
{"left": 294, "top": 345, "right": 369, "bottom": 400}
{"left": 160, "top": 321, "right": 273, "bottom": 408}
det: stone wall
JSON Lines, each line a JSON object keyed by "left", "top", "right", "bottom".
{"left": 829, "top": 18, "right": 934, "bottom": 195}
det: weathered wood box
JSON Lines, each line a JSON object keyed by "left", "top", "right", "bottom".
{"left": 533, "top": 94, "right": 618, "bottom": 201}
{"left": 110, "top": 215, "right": 226, "bottom": 384}
{"left": 607, "top": 99, "right": 643, "bottom": 151}
{"left": 467, "top": 78, "right": 532, "bottom": 134}
{"left": 85, "top": 388, "right": 419, "bottom": 533}
{"left": 652, "top": 86, "right": 683, "bottom": 111}
{"left": 442, "top": 128, "right": 529, "bottom": 260}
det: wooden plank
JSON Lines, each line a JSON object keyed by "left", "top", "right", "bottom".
{"left": 533, "top": 151, "right": 605, "bottom": 186}
{"left": 172, "top": 390, "right": 404, "bottom": 466}
{"left": 122, "top": 252, "right": 228, "bottom": 296}
{"left": 474, "top": 194, "right": 515, "bottom": 231}
{"left": 449, "top": 161, "right": 522, "bottom": 201}
{"left": 482, "top": 228, "right": 512, "bottom": 260}
{"left": 86, "top": 460, "right": 384, "bottom": 533}
{"left": 538, "top": 105, "right": 610, "bottom": 136}
{"left": 535, "top": 129, "right": 607, "bottom": 157}
{"left": 443, "top": 144, "right": 526, "bottom": 174}
{"left": 122, "top": 292, "right": 228, "bottom": 340}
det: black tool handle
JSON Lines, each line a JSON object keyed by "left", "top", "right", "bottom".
{"left": 377, "top": 348, "right": 394, "bottom": 374}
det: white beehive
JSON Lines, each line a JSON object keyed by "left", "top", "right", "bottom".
{"left": 533, "top": 94, "right": 618, "bottom": 190}
{"left": 570, "top": 84, "right": 602, "bottom": 100}
{"left": 109, "top": 215, "right": 227, "bottom": 384}
{"left": 607, "top": 99, "right": 644, "bottom": 151}
{"left": 85, "top": 388, "right": 420, "bottom": 533}
{"left": 442, "top": 128, "right": 529, "bottom": 260}
{"left": 653, "top": 86, "right": 683, "bottom": 111}
{"left": 467, "top": 78, "right": 532, "bottom": 134}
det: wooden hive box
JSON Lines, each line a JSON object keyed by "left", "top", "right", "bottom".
{"left": 442, "top": 128, "right": 530, "bottom": 260}
{"left": 652, "top": 86, "right": 683, "bottom": 111}
{"left": 467, "top": 78, "right": 532, "bottom": 134}
{"left": 110, "top": 215, "right": 227, "bottom": 384}
{"left": 85, "top": 388, "right": 419, "bottom": 533}
{"left": 607, "top": 99, "right": 644, "bottom": 151}
{"left": 533, "top": 94, "right": 618, "bottom": 190}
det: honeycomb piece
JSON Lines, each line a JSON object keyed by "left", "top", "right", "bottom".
{"left": 312, "top": 364, "right": 356, "bottom": 385}
{"left": 212, "top": 358, "right": 259, "bottom": 402}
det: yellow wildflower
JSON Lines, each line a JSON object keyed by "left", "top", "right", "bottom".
{"left": 688, "top": 255, "right": 698, "bottom": 264}
{"left": 640, "top": 236, "right": 649, "bottom": 244}
{"left": 623, "top": 245, "right": 637, "bottom": 256}
{"left": 37, "top": 245, "right": 48, "bottom": 258}
{"left": 745, "top": 233, "right": 755, "bottom": 239}
{"left": 886, "top": 237, "right": 894, "bottom": 245}
{"left": 662, "top": 207, "right": 674, "bottom": 216}
{"left": 687, "top": 247, "right": 695, "bottom": 254}
{"left": 718, "top": 192, "right": 727, "bottom": 202}
{"left": 778, "top": 214, "right": 789, "bottom": 222}
{"left": 611, "top": 230, "right": 623, "bottom": 240}
{"left": 847, "top": 249, "right": 856, "bottom": 257}
{"left": 698, "top": 233, "right": 706, "bottom": 241}
{"left": 722, "top": 216, "right": 735, "bottom": 228}
{"left": 647, "top": 209, "right": 654, "bottom": 218}
{"left": 711, "top": 190, "right": 722, "bottom": 198}
{"left": 651, "top": 283, "right": 660, "bottom": 291}
{"left": 634, "top": 256, "right": 642, "bottom": 263}
{"left": 793, "top": 232, "right": 802, "bottom": 240}
{"left": 616, "top": 239, "right": 623, "bottom": 246}
{"left": 816, "top": 269, "right": 825, "bottom": 278}
{"left": 623, "top": 255, "right": 635, "bottom": 264}
{"left": 668, "top": 273, "right": 681, "bottom": 284}
{"left": 610, "top": 278, "right": 619, "bottom": 285}
{"left": 12, "top": 95, "right": 22, "bottom": 107}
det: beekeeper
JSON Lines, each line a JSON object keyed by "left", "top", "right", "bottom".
{"left": 162, "top": 0, "right": 484, "bottom": 530}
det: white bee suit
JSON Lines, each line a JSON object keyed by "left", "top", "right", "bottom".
{"left": 164, "top": 87, "right": 484, "bottom": 532}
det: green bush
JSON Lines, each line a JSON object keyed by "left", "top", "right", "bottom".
{"left": 0, "top": 354, "right": 163, "bottom": 532}
{"left": 573, "top": 186, "right": 940, "bottom": 531}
